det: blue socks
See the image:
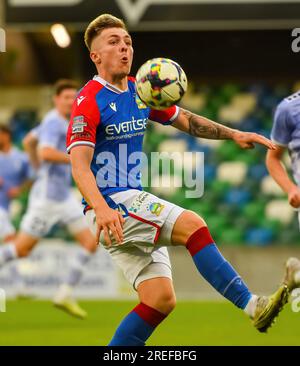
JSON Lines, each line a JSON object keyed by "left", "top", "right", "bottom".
{"left": 108, "top": 302, "right": 166, "bottom": 346}
{"left": 108, "top": 226, "right": 252, "bottom": 346}
{"left": 186, "top": 227, "right": 252, "bottom": 309}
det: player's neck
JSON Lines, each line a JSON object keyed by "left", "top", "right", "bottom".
{"left": 0, "top": 144, "right": 11, "bottom": 153}
{"left": 97, "top": 72, "right": 128, "bottom": 91}
{"left": 55, "top": 108, "right": 69, "bottom": 121}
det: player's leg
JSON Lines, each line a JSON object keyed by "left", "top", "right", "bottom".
{"left": 283, "top": 257, "right": 300, "bottom": 292}
{"left": 84, "top": 193, "right": 176, "bottom": 346}
{"left": 282, "top": 212, "right": 300, "bottom": 291}
{"left": 107, "top": 245, "right": 174, "bottom": 346}
{"left": 60, "top": 226, "right": 97, "bottom": 289}
{"left": 53, "top": 196, "right": 97, "bottom": 318}
{"left": 171, "top": 209, "right": 288, "bottom": 332}
{"left": 0, "top": 208, "right": 39, "bottom": 267}
{"left": 3, "top": 233, "right": 16, "bottom": 243}
{"left": 0, "top": 233, "right": 40, "bottom": 298}
{"left": 109, "top": 275, "right": 176, "bottom": 346}
{"left": 0, "top": 210, "right": 30, "bottom": 297}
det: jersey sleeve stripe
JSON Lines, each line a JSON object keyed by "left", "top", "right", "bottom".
{"left": 67, "top": 141, "right": 95, "bottom": 152}
{"left": 169, "top": 105, "right": 180, "bottom": 122}
{"left": 270, "top": 135, "right": 288, "bottom": 147}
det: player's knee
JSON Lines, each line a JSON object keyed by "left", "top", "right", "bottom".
{"left": 172, "top": 210, "right": 207, "bottom": 246}
{"left": 164, "top": 294, "right": 176, "bottom": 314}
{"left": 187, "top": 213, "right": 206, "bottom": 235}
{"left": 16, "top": 246, "right": 30, "bottom": 258}
{"left": 75, "top": 228, "right": 98, "bottom": 253}
{"left": 83, "top": 239, "right": 97, "bottom": 253}
{"left": 155, "top": 291, "right": 176, "bottom": 315}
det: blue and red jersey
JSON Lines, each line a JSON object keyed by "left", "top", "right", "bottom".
{"left": 66, "top": 75, "right": 179, "bottom": 208}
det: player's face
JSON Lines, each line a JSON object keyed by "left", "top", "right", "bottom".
{"left": 0, "top": 131, "right": 11, "bottom": 150}
{"left": 91, "top": 27, "right": 133, "bottom": 79}
{"left": 54, "top": 88, "right": 77, "bottom": 118}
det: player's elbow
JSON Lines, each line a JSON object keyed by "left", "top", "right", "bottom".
{"left": 71, "top": 165, "right": 86, "bottom": 185}
{"left": 22, "top": 133, "right": 35, "bottom": 151}
{"left": 38, "top": 147, "right": 52, "bottom": 162}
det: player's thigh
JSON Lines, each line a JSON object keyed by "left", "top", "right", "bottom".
{"left": 170, "top": 210, "right": 207, "bottom": 246}
{"left": 103, "top": 242, "right": 173, "bottom": 292}
{"left": 72, "top": 227, "right": 97, "bottom": 253}
{"left": 137, "top": 271, "right": 176, "bottom": 315}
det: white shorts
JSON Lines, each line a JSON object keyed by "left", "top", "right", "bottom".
{"left": 20, "top": 194, "right": 88, "bottom": 238}
{"left": 86, "top": 189, "right": 185, "bottom": 289}
{"left": 0, "top": 207, "right": 16, "bottom": 241}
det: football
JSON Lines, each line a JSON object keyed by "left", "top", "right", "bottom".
{"left": 135, "top": 57, "right": 188, "bottom": 110}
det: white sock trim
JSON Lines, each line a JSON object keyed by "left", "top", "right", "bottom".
{"left": 244, "top": 294, "right": 258, "bottom": 318}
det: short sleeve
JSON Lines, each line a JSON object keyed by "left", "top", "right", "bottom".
{"left": 30, "top": 125, "right": 41, "bottom": 139}
{"left": 66, "top": 92, "right": 101, "bottom": 153}
{"left": 39, "top": 119, "right": 61, "bottom": 149}
{"left": 271, "top": 104, "right": 294, "bottom": 147}
{"left": 149, "top": 105, "right": 179, "bottom": 126}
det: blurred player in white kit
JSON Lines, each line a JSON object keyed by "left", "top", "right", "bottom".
{"left": 0, "top": 80, "right": 98, "bottom": 319}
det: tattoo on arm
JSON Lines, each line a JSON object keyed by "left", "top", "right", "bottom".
{"left": 181, "top": 109, "right": 236, "bottom": 140}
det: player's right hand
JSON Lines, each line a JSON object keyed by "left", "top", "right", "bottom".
{"left": 94, "top": 205, "right": 125, "bottom": 247}
{"left": 232, "top": 131, "right": 276, "bottom": 150}
{"left": 288, "top": 185, "right": 300, "bottom": 208}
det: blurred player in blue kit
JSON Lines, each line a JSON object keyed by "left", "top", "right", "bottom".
{"left": 0, "top": 125, "right": 34, "bottom": 297}
{"left": 266, "top": 91, "right": 300, "bottom": 292}
{"left": 66, "top": 14, "right": 295, "bottom": 345}
{"left": 0, "top": 80, "right": 98, "bottom": 318}
{"left": 0, "top": 125, "right": 32, "bottom": 243}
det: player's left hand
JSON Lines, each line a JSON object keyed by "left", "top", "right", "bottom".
{"left": 232, "top": 131, "right": 276, "bottom": 150}
{"left": 7, "top": 186, "right": 22, "bottom": 198}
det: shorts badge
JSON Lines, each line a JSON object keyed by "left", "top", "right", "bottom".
{"left": 147, "top": 202, "right": 165, "bottom": 216}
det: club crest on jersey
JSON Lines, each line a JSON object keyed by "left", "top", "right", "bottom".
{"left": 147, "top": 202, "right": 165, "bottom": 216}
{"left": 72, "top": 116, "right": 87, "bottom": 133}
{"left": 135, "top": 94, "right": 147, "bottom": 109}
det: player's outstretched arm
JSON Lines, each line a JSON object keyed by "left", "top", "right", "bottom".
{"left": 172, "top": 108, "right": 276, "bottom": 150}
{"left": 7, "top": 180, "right": 32, "bottom": 199}
{"left": 38, "top": 146, "right": 70, "bottom": 164}
{"left": 266, "top": 145, "right": 300, "bottom": 208}
{"left": 70, "top": 145, "right": 125, "bottom": 246}
{"left": 23, "top": 131, "right": 40, "bottom": 169}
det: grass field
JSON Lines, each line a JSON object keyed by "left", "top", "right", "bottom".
{"left": 0, "top": 300, "right": 300, "bottom": 346}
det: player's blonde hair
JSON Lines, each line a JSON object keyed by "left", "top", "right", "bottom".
{"left": 84, "top": 14, "right": 128, "bottom": 51}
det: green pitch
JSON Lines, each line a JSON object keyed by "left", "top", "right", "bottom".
{"left": 0, "top": 300, "right": 299, "bottom": 345}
